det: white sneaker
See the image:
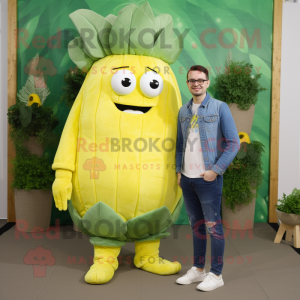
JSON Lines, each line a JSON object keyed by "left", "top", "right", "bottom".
{"left": 176, "top": 267, "right": 207, "bottom": 285}
{"left": 197, "top": 272, "right": 224, "bottom": 291}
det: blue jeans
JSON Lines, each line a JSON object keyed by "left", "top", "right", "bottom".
{"left": 180, "top": 173, "right": 225, "bottom": 275}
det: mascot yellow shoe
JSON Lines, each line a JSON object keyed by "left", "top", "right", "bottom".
{"left": 52, "top": 2, "right": 183, "bottom": 284}
{"left": 85, "top": 246, "right": 121, "bottom": 284}
{"left": 134, "top": 240, "right": 181, "bottom": 275}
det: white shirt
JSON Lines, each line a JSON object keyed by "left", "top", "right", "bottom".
{"left": 182, "top": 102, "right": 205, "bottom": 178}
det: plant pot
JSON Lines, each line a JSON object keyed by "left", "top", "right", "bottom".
{"left": 23, "top": 136, "right": 44, "bottom": 157}
{"left": 228, "top": 103, "right": 255, "bottom": 136}
{"left": 221, "top": 190, "right": 256, "bottom": 230}
{"left": 14, "top": 188, "right": 53, "bottom": 232}
{"left": 275, "top": 209, "right": 300, "bottom": 226}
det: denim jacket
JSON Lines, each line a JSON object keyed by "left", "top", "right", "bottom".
{"left": 175, "top": 92, "right": 240, "bottom": 176}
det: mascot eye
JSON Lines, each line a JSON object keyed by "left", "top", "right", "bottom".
{"left": 111, "top": 69, "right": 136, "bottom": 95}
{"left": 140, "top": 71, "right": 163, "bottom": 98}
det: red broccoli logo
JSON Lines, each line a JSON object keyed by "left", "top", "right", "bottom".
{"left": 23, "top": 247, "right": 55, "bottom": 277}
{"left": 83, "top": 157, "right": 106, "bottom": 179}
{"left": 24, "top": 55, "right": 57, "bottom": 77}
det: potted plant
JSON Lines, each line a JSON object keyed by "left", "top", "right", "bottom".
{"left": 215, "top": 53, "right": 266, "bottom": 135}
{"left": 274, "top": 188, "right": 300, "bottom": 248}
{"left": 221, "top": 134, "right": 265, "bottom": 230}
{"left": 275, "top": 188, "right": 300, "bottom": 226}
{"left": 7, "top": 54, "right": 59, "bottom": 232}
{"left": 8, "top": 102, "right": 58, "bottom": 232}
{"left": 11, "top": 149, "right": 56, "bottom": 232}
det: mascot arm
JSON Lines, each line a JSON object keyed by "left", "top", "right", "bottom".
{"left": 52, "top": 87, "right": 83, "bottom": 211}
{"left": 52, "top": 169, "right": 72, "bottom": 211}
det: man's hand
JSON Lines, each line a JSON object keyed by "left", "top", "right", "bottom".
{"left": 177, "top": 172, "right": 182, "bottom": 189}
{"left": 199, "top": 170, "right": 218, "bottom": 182}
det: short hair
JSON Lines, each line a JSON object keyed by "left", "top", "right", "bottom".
{"left": 187, "top": 65, "right": 209, "bottom": 81}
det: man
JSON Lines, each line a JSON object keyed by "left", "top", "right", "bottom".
{"left": 175, "top": 65, "right": 240, "bottom": 291}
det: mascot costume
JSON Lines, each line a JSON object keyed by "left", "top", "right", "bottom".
{"left": 52, "top": 2, "right": 183, "bottom": 284}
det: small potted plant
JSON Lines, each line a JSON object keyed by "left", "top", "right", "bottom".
{"left": 215, "top": 52, "right": 266, "bottom": 135}
{"left": 274, "top": 189, "right": 300, "bottom": 248}
{"left": 275, "top": 188, "right": 300, "bottom": 226}
{"left": 7, "top": 54, "right": 59, "bottom": 232}
{"left": 221, "top": 133, "right": 265, "bottom": 229}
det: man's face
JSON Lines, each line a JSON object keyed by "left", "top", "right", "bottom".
{"left": 186, "top": 71, "right": 210, "bottom": 97}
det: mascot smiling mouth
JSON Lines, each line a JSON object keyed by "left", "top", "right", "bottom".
{"left": 114, "top": 103, "right": 152, "bottom": 114}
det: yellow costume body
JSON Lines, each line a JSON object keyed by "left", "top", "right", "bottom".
{"left": 53, "top": 55, "right": 182, "bottom": 221}
{"left": 52, "top": 3, "right": 183, "bottom": 284}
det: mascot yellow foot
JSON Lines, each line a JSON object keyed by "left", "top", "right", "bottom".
{"left": 134, "top": 240, "right": 181, "bottom": 275}
{"left": 85, "top": 245, "right": 121, "bottom": 284}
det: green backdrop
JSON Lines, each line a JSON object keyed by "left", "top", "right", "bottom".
{"left": 16, "top": 0, "right": 273, "bottom": 225}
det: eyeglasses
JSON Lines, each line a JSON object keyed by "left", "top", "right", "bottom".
{"left": 187, "top": 79, "right": 208, "bottom": 85}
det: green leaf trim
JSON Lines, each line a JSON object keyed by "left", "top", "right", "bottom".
{"left": 109, "top": 3, "right": 138, "bottom": 55}
{"left": 129, "top": 2, "right": 156, "bottom": 56}
{"left": 68, "top": 38, "right": 94, "bottom": 72}
{"left": 69, "top": 9, "right": 106, "bottom": 59}
{"left": 105, "top": 14, "right": 117, "bottom": 26}
{"left": 89, "top": 236, "right": 126, "bottom": 247}
{"left": 68, "top": 3, "right": 183, "bottom": 70}
{"left": 82, "top": 201, "right": 127, "bottom": 239}
{"left": 126, "top": 206, "right": 172, "bottom": 239}
{"left": 67, "top": 196, "right": 183, "bottom": 247}
{"left": 68, "top": 200, "right": 94, "bottom": 236}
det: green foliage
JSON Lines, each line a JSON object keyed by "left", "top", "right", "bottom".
{"left": 60, "top": 69, "right": 86, "bottom": 109}
{"left": 8, "top": 101, "right": 59, "bottom": 190}
{"left": 7, "top": 101, "right": 59, "bottom": 150}
{"left": 19, "top": 104, "right": 33, "bottom": 127}
{"left": 11, "top": 148, "right": 55, "bottom": 190}
{"left": 275, "top": 188, "right": 300, "bottom": 215}
{"left": 215, "top": 60, "right": 267, "bottom": 110}
{"left": 223, "top": 141, "right": 265, "bottom": 212}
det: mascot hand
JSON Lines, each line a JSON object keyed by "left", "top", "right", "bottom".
{"left": 52, "top": 169, "right": 73, "bottom": 211}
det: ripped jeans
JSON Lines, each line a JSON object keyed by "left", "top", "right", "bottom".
{"left": 181, "top": 173, "right": 225, "bottom": 275}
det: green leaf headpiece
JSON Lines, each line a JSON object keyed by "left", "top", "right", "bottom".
{"left": 68, "top": 2, "right": 182, "bottom": 72}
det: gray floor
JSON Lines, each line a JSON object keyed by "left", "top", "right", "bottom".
{"left": 0, "top": 219, "right": 7, "bottom": 228}
{"left": 0, "top": 223, "right": 299, "bottom": 300}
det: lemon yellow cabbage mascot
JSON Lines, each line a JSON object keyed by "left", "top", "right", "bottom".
{"left": 52, "top": 2, "right": 183, "bottom": 284}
